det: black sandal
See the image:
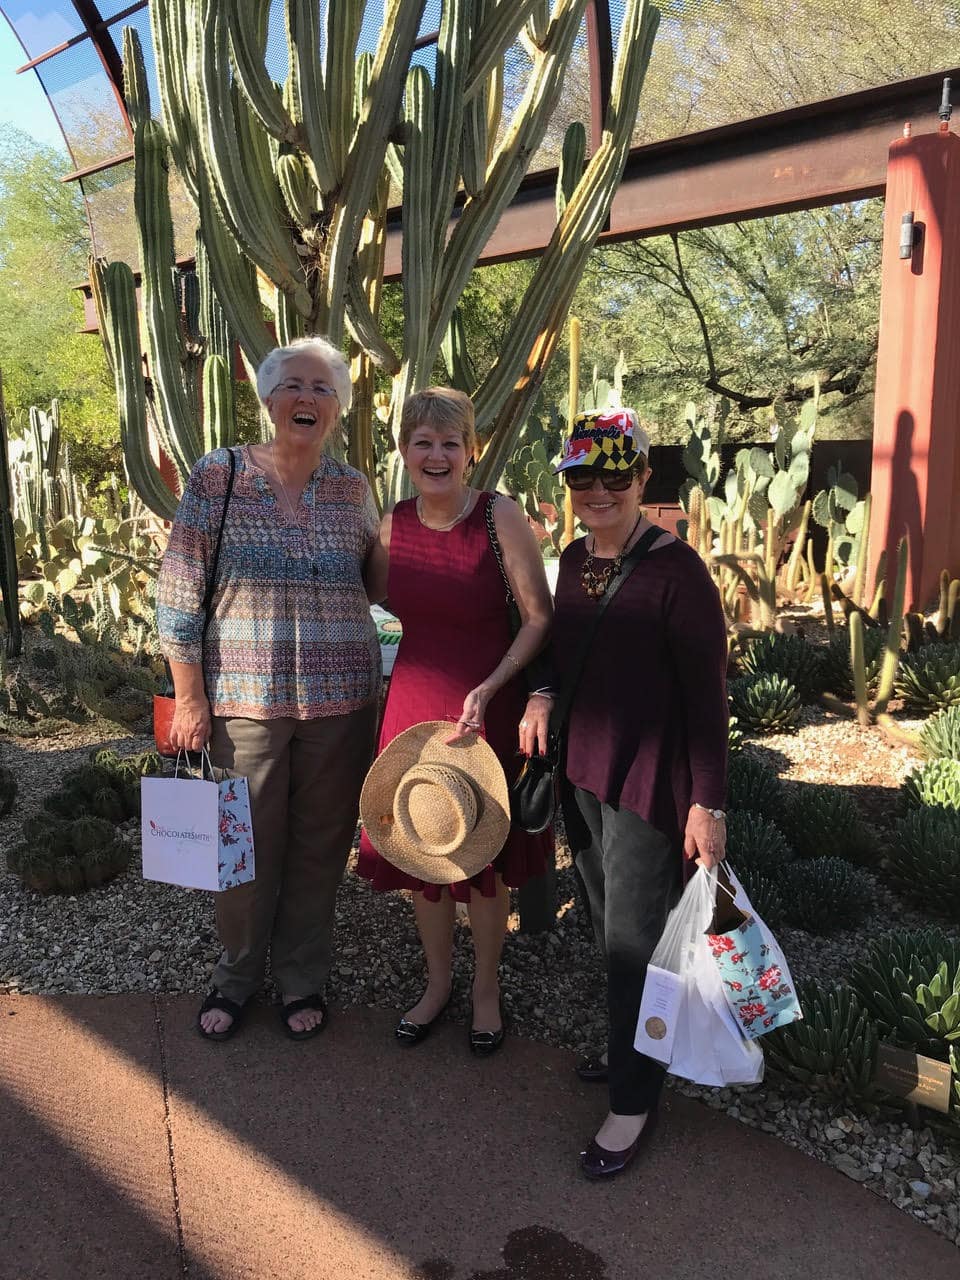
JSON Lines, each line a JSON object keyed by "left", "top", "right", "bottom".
{"left": 196, "top": 990, "right": 247, "bottom": 1042}
{"left": 281, "top": 994, "right": 328, "bottom": 1041}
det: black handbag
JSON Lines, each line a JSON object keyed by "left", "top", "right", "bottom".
{"left": 508, "top": 524, "right": 663, "bottom": 834}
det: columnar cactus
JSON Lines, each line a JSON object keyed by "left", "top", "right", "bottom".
{"left": 0, "top": 372, "right": 21, "bottom": 657}
{"left": 93, "top": 1, "right": 662, "bottom": 515}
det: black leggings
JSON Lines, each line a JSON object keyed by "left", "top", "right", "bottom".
{"left": 563, "top": 783, "right": 682, "bottom": 1115}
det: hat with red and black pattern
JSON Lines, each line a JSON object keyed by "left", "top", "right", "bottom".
{"left": 554, "top": 408, "right": 650, "bottom": 473}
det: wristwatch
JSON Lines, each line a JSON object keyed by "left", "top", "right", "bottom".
{"left": 692, "top": 802, "right": 726, "bottom": 821}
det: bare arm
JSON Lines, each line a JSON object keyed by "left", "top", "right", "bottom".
{"left": 363, "top": 512, "right": 392, "bottom": 604}
{"left": 168, "top": 660, "right": 210, "bottom": 752}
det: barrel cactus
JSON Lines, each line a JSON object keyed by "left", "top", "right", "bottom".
{"left": 786, "top": 784, "right": 870, "bottom": 863}
{"left": 895, "top": 641, "right": 960, "bottom": 713}
{"left": 821, "top": 625, "right": 885, "bottom": 699}
{"left": 738, "top": 633, "right": 823, "bottom": 703}
{"left": 728, "top": 673, "right": 802, "bottom": 735}
{"left": 919, "top": 704, "right": 960, "bottom": 761}
{"left": 885, "top": 809, "right": 960, "bottom": 919}
{"left": 725, "top": 810, "right": 794, "bottom": 878}
{"left": 763, "top": 982, "right": 878, "bottom": 1100}
{"left": 781, "top": 857, "right": 873, "bottom": 933}
{"left": 850, "top": 928, "right": 960, "bottom": 1062}
{"left": 902, "top": 757, "right": 960, "bottom": 813}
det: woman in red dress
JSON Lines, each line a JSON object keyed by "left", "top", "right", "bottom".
{"left": 359, "top": 388, "right": 554, "bottom": 1054}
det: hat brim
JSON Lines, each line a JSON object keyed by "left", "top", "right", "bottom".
{"left": 360, "top": 721, "right": 510, "bottom": 884}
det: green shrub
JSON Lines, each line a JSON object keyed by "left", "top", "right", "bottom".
{"left": 739, "top": 633, "right": 824, "bottom": 702}
{"left": 919, "top": 704, "right": 960, "bottom": 761}
{"left": 895, "top": 641, "right": 960, "bottom": 713}
{"left": 727, "top": 753, "right": 788, "bottom": 826}
{"left": 728, "top": 674, "right": 802, "bottom": 735}
{"left": 781, "top": 857, "right": 873, "bottom": 933}
{"left": 884, "top": 809, "right": 960, "bottom": 919}
{"left": 902, "top": 757, "right": 960, "bottom": 813}
{"left": 725, "top": 810, "right": 794, "bottom": 878}
{"left": 821, "top": 626, "right": 885, "bottom": 699}
{"left": 764, "top": 982, "right": 878, "bottom": 1099}
{"left": 0, "top": 765, "right": 16, "bottom": 818}
{"left": 787, "top": 784, "right": 869, "bottom": 862}
{"left": 850, "top": 928, "right": 960, "bottom": 1062}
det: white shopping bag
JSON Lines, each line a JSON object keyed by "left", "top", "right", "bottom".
{"left": 636, "top": 866, "right": 764, "bottom": 1087}
{"left": 141, "top": 751, "right": 255, "bottom": 891}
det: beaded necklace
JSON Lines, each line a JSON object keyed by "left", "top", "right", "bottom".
{"left": 581, "top": 513, "right": 644, "bottom": 600}
{"left": 416, "top": 490, "right": 472, "bottom": 531}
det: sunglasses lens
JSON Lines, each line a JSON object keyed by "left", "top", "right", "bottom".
{"left": 564, "top": 468, "right": 634, "bottom": 491}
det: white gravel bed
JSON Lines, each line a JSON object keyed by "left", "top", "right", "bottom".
{"left": 0, "top": 724, "right": 958, "bottom": 1246}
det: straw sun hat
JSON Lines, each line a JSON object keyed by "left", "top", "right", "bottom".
{"left": 360, "top": 721, "right": 510, "bottom": 883}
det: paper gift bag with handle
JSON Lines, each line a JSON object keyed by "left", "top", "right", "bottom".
{"left": 141, "top": 751, "right": 255, "bottom": 891}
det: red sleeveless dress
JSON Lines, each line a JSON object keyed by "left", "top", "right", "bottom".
{"left": 356, "top": 493, "right": 552, "bottom": 902}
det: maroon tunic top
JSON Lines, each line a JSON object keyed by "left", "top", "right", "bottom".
{"left": 357, "top": 493, "right": 552, "bottom": 902}
{"left": 554, "top": 535, "right": 728, "bottom": 851}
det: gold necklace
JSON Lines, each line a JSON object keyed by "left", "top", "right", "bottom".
{"left": 581, "top": 514, "right": 644, "bottom": 600}
{"left": 416, "top": 490, "right": 472, "bottom": 531}
{"left": 268, "top": 446, "right": 319, "bottom": 575}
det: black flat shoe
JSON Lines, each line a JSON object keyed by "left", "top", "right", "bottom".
{"left": 469, "top": 999, "right": 506, "bottom": 1057}
{"left": 395, "top": 994, "right": 451, "bottom": 1046}
{"left": 575, "top": 1054, "right": 608, "bottom": 1083}
{"left": 196, "top": 990, "right": 247, "bottom": 1042}
{"left": 281, "top": 994, "right": 328, "bottom": 1041}
{"left": 580, "top": 1110, "right": 659, "bottom": 1180}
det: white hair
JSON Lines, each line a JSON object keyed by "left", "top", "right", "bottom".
{"left": 255, "top": 336, "right": 352, "bottom": 411}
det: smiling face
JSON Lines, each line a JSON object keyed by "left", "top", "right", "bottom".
{"left": 568, "top": 463, "right": 652, "bottom": 542}
{"left": 264, "top": 350, "right": 341, "bottom": 451}
{"left": 400, "top": 423, "right": 471, "bottom": 496}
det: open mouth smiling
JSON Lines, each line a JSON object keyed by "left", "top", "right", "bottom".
{"left": 292, "top": 411, "right": 317, "bottom": 427}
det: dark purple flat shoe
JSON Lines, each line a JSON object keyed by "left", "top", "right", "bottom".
{"left": 580, "top": 1110, "right": 659, "bottom": 1180}
{"left": 575, "top": 1054, "right": 608, "bottom": 1083}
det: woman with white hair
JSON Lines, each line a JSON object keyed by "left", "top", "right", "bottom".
{"left": 157, "top": 337, "right": 383, "bottom": 1042}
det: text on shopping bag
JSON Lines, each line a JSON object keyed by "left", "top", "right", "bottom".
{"left": 141, "top": 772, "right": 255, "bottom": 891}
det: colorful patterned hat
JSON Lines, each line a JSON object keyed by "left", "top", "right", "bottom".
{"left": 554, "top": 408, "right": 650, "bottom": 474}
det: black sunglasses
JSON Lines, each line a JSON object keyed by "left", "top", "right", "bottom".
{"left": 563, "top": 466, "right": 638, "bottom": 492}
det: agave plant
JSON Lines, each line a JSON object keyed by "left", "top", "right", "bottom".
{"left": 733, "top": 867, "right": 787, "bottom": 929}
{"left": 727, "top": 753, "right": 788, "bottom": 826}
{"left": 850, "top": 928, "right": 960, "bottom": 1062}
{"left": 895, "top": 641, "right": 960, "bottom": 713}
{"left": 725, "top": 810, "right": 794, "bottom": 878}
{"left": 738, "top": 633, "right": 824, "bottom": 703}
{"left": 781, "top": 857, "right": 873, "bottom": 934}
{"left": 919, "top": 704, "right": 960, "bottom": 761}
{"left": 787, "top": 784, "right": 870, "bottom": 863}
{"left": 763, "top": 982, "right": 879, "bottom": 1099}
{"left": 885, "top": 809, "right": 960, "bottom": 919}
{"left": 728, "top": 714, "right": 744, "bottom": 756}
{"left": 902, "top": 757, "right": 960, "bottom": 813}
{"left": 728, "top": 674, "right": 802, "bottom": 735}
{"left": 820, "top": 625, "right": 885, "bottom": 699}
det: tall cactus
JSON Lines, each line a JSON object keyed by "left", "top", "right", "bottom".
{"left": 93, "top": 1, "right": 661, "bottom": 516}
{"left": 0, "top": 371, "right": 22, "bottom": 657}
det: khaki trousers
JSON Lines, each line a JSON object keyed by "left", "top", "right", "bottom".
{"left": 208, "top": 703, "right": 377, "bottom": 1003}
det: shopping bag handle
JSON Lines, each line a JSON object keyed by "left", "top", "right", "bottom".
{"left": 173, "top": 747, "right": 215, "bottom": 781}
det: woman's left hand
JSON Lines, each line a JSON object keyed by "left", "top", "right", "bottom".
{"left": 683, "top": 806, "right": 727, "bottom": 870}
{"left": 446, "top": 685, "right": 492, "bottom": 743}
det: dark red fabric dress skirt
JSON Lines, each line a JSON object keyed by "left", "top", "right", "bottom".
{"left": 357, "top": 493, "right": 552, "bottom": 902}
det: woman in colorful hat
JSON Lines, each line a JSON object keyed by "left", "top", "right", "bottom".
{"left": 358, "top": 388, "right": 554, "bottom": 1055}
{"left": 524, "top": 408, "right": 728, "bottom": 1178}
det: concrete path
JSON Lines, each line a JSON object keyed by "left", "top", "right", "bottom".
{"left": 1, "top": 994, "right": 957, "bottom": 1280}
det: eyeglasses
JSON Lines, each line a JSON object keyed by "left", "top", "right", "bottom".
{"left": 563, "top": 467, "right": 638, "bottom": 492}
{"left": 272, "top": 379, "right": 339, "bottom": 399}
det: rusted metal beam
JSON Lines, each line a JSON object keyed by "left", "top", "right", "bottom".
{"left": 69, "top": 0, "right": 132, "bottom": 137}
{"left": 15, "top": 0, "right": 147, "bottom": 72}
{"left": 585, "top": 1, "right": 613, "bottom": 154}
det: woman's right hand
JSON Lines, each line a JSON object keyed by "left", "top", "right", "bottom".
{"left": 169, "top": 696, "right": 211, "bottom": 753}
{"left": 519, "top": 693, "right": 552, "bottom": 758}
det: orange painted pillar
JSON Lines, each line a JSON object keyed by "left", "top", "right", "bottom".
{"left": 868, "top": 123, "right": 960, "bottom": 610}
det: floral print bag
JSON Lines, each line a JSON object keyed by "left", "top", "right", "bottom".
{"left": 706, "top": 865, "right": 803, "bottom": 1040}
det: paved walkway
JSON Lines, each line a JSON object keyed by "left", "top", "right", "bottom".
{"left": 1, "top": 994, "right": 957, "bottom": 1280}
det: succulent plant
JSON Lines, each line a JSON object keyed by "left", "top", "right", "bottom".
{"left": 21, "top": 813, "right": 73, "bottom": 857}
{"left": 0, "top": 764, "right": 16, "bottom": 817}
{"left": 728, "top": 715, "right": 744, "bottom": 755}
{"left": 16, "top": 846, "right": 57, "bottom": 893}
{"left": 902, "top": 757, "right": 960, "bottom": 813}
{"left": 135, "top": 751, "right": 164, "bottom": 777}
{"left": 884, "top": 809, "right": 960, "bottom": 919}
{"left": 727, "top": 753, "right": 788, "bottom": 826}
{"left": 895, "top": 641, "right": 960, "bottom": 713}
{"left": 43, "top": 787, "right": 86, "bottom": 820}
{"left": 781, "top": 857, "right": 873, "bottom": 933}
{"left": 763, "top": 982, "right": 879, "bottom": 1099}
{"left": 850, "top": 928, "right": 960, "bottom": 1061}
{"left": 81, "top": 836, "right": 130, "bottom": 889}
{"left": 919, "top": 703, "right": 960, "bottom": 761}
{"left": 738, "top": 633, "right": 824, "bottom": 703}
{"left": 786, "top": 784, "right": 870, "bottom": 863}
{"left": 91, "top": 747, "right": 123, "bottom": 774}
{"left": 734, "top": 867, "right": 787, "bottom": 929}
{"left": 91, "top": 786, "right": 126, "bottom": 824}
{"left": 820, "top": 625, "right": 885, "bottom": 699}
{"left": 70, "top": 816, "right": 120, "bottom": 857}
{"left": 728, "top": 674, "right": 802, "bottom": 735}
{"left": 725, "top": 810, "right": 794, "bottom": 878}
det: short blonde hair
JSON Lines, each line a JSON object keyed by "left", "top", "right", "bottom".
{"left": 400, "top": 387, "right": 475, "bottom": 451}
{"left": 255, "top": 337, "right": 352, "bottom": 411}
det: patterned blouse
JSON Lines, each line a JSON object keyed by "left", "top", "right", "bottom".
{"left": 157, "top": 446, "right": 381, "bottom": 720}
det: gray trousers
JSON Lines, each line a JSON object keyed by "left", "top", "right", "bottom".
{"left": 208, "top": 703, "right": 377, "bottom": 1004}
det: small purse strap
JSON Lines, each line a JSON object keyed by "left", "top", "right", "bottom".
{"left": 551, "top": 524, "right": 663, "bottom": 737}
{"left": 484, "top": 493, "right": 515, "bottom": 610}
{"left": 200, "top": 447, "right": 237, "bottom": 642}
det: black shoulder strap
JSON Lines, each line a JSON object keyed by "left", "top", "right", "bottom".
{"left": 201, "top": 447, "right": 236, "bottom": 641}
{"left": 483, "top": 493, "right": 515, "bottom": 607}
{"left": 551, "top": 525, "right": 663, "bottom": 736}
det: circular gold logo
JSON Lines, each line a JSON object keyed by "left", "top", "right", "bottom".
{"left": 645, "top": 1016, "right": 667, "bottom": 1040}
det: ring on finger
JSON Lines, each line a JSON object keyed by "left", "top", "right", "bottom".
{"left": 520, "top": 720, "right": 528, "bottom": 729}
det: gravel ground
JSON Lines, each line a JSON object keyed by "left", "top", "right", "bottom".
{"left": 0, "top": 719, "right": 958, "bottom": 1246}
